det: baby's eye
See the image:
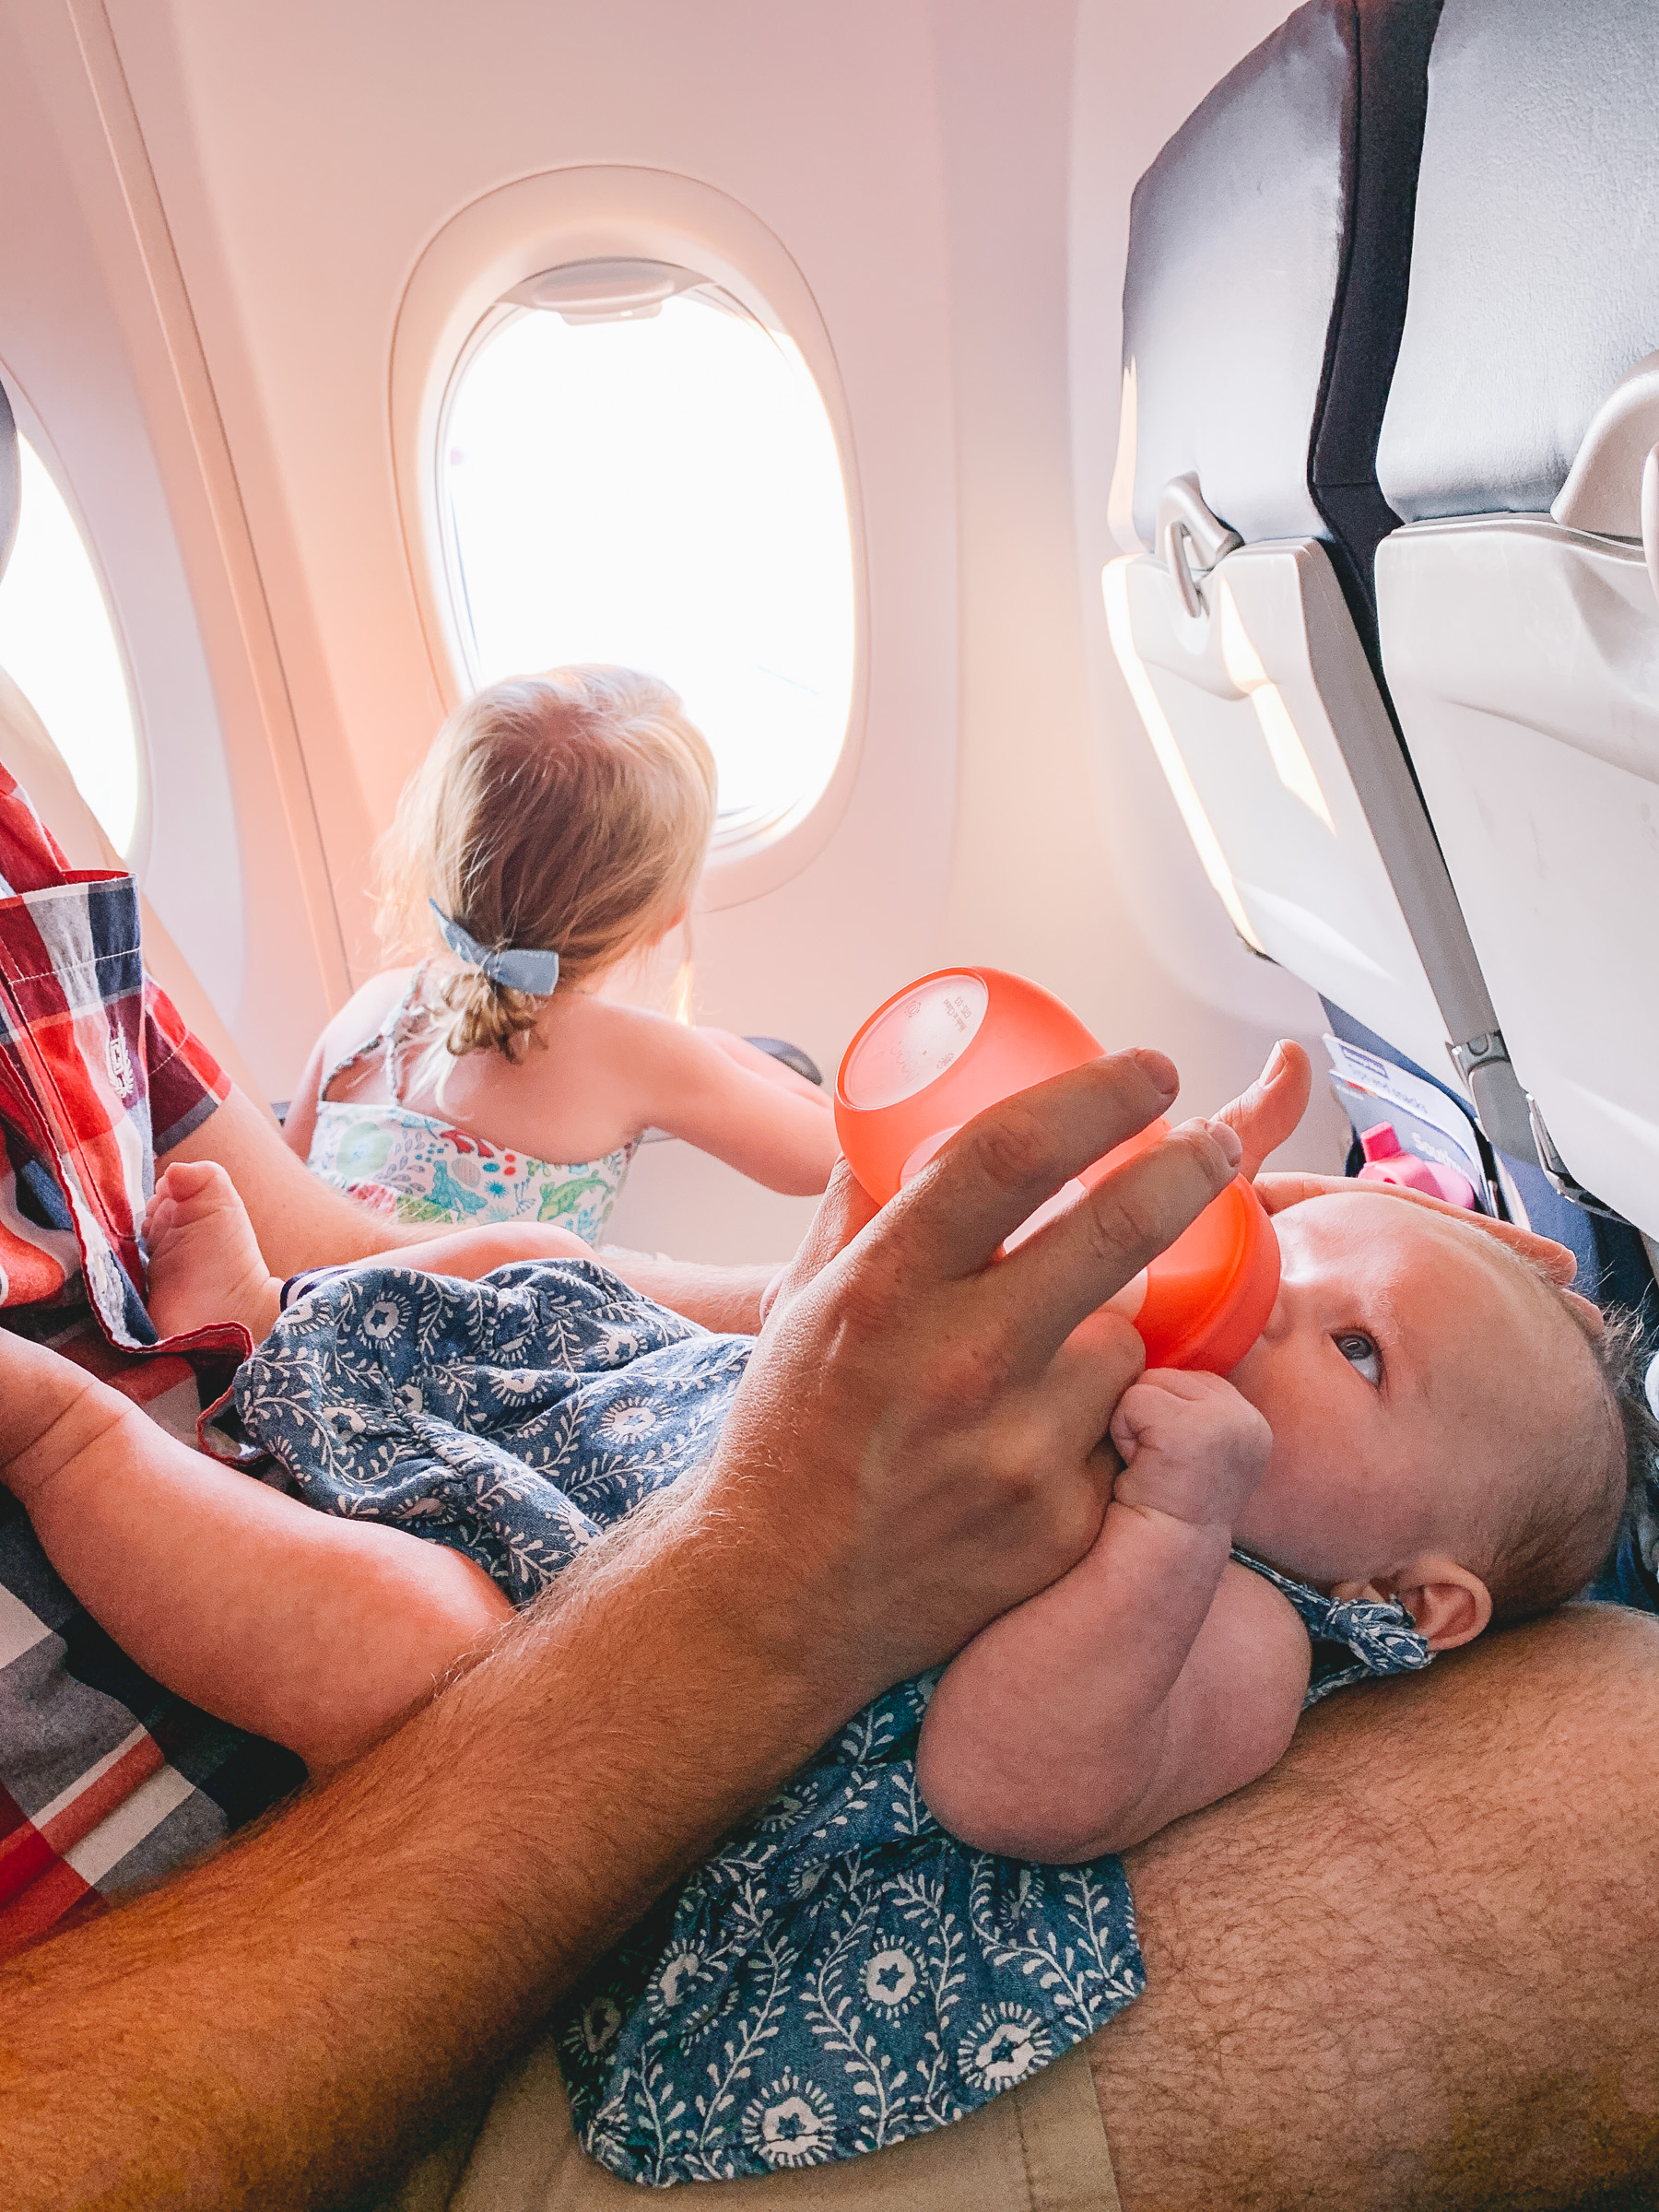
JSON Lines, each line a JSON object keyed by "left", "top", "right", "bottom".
{"left": 1336, "top": 1332, "right": 1382, "bottom": 1387}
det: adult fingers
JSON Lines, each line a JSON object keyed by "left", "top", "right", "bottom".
{"left": 759, "top": 1159, "right": 881, "bottom": 1332}
{"left": 1253, "top": 1170, "right": 1344, "bottom": 1215}
{"left": 994, "top": 1116, "right": 1241, "bottom": 1356}
{"left": 888, "top": 1051, "right": 1179, "bottom": 1282}
{"left": 1038, "top": 1306, "right": 1147, "bottom": 1467}
{"left": 1254, "top": 1171, "right": 1580, "bottom": 1285}
{"left": 1213, "top": 1040, "right": 1312, "bottom": 1181}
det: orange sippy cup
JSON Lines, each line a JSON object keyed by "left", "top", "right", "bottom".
{"left": 834, "top": 967, "right": 1279, "bottom": 1374}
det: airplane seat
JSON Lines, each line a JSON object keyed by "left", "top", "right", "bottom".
{"left": 1106, "top": 0, "right": 1538, "bottom": 1168}
{"left": 1324, "top": 997, "right": 1656, "bottom": 1320}
{"left": 0, "top": 378, "right": 275, "bottom": 1122}
{"left": 1373, "top": 0, "right": 1659, "bottom": 1245}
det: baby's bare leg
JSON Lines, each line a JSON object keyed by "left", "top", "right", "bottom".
{"left": 0, "top": 1329, "right": 512, "bottom": 1771}
{"left": 145, "top": 1159, "right": 597, "bottom": 1345}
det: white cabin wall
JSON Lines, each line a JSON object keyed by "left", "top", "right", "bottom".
{"left": 3, "top": 0, "right": 1338, "bottom": 1263}
{"left": 105, "top": 0, "right": 968, "bottom": 1258}
{"left": 925, "top": 0, "right": 1336, "bottom": 1144}
{"left": 0, "top": 2, "right": 345, "bottom": 1093}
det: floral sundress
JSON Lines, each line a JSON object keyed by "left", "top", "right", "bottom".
{"left": 304, "top": 967, "right": 633, "bottom": 1244}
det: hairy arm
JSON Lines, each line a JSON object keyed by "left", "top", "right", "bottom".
{"left": 2, "top": 1052, "right": 1240, "bottom": 2210}
{"left": 0, "top": 1491, "right": 846, "bottom": 2207}
{"left": 918, "top": 1370, "right": 1308, "bottom": 1860}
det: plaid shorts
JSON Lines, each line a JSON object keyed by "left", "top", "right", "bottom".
{"left": 0, "top": 764, "right": 301, "bottom": 1955}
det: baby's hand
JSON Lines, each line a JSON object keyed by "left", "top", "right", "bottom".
{"left": 1108, "top": 1370, "right": 1271, "bottom": 1532}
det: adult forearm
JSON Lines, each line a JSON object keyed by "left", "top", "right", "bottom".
{"left": 162, "top": 1085, "right": 433, "bottom": 1274}
{"left": 0, "top": 1493, "right": 848, "bottom": 2212}
{"left": 601, "top": 1247, "right": 773, "bottom": 1333}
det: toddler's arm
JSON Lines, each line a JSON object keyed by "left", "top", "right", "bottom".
{"left": 916, "top": 1371, "right": 1308, "bottom": 1861}
{"left": 700, "top": 1028, "right": 829, "bottom": 1100}
{"left": 635, "top": 1018, "right": 839, "bottom": 1196}
{"left": 0, "top": 1329, "right": 512, "bottom": 1774}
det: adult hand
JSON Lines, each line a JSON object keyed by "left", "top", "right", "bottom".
{"left": 1222, "top": 1037, "right": 1580, "bottom": 1288}
{"left": 705, "top": 1050, "right": 1243, "bottom": 1703}
{"left": 1212, "top": 1037, "right": 1314, "bottom": 1178}
{"left": 758, "top": 1039, "right": 1309, "bottom": 1332}
{"left": 757, "top": 1158, "right": 879, "bottom": 1327}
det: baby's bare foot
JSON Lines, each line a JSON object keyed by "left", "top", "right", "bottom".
{"left": 145, "top": 1160, "right": 280, "bottom": 1343}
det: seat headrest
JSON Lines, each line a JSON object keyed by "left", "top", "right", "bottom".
{"left": 0, "top": 381, "right": 17, "bottom": 590}
{"left": 1378, "top": 0, "right": 1659, "bottom": 522}
{"left": 1123, "top": 0, "right": 1441, "bottom": 582}
{"left": 1124, "top": 0, "right": 1352, "bottom": 550}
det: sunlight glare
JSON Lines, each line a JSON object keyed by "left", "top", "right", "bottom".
{"left": 444, "top": 291, "right": 855, "bottom": 830}
{"left": 0, "top": 441, "right": 139, "bottom": 854}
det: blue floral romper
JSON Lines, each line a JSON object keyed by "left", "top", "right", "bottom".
{"left": 234, "top": 1259, "right": 1432, "bottom": 2185}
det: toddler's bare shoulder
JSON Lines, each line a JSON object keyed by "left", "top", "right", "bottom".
{"left": 319, "top": 967, "right": 419, "bottom": 1063}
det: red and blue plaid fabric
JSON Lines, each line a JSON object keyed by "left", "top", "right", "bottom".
{"left": 0, "top": 765, "right": 228, "bottom": 1344}
{"left": 0, "top": 765, "right": 302, "bottom": 1955}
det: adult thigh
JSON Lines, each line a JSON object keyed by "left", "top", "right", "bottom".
{"left": 1094, "top": 1605, "right": 1659, "bottom": 2211}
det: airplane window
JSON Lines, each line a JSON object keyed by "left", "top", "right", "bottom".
{"left": 442, "top": 265, "right": 855, "bottom": 835}
{"left": 0, "top": 440, "right": 140, "bottom": 854}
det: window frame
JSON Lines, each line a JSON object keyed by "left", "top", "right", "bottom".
{"left": 0, "top": 379, "right": 151, "bottom": 869}
{"left": 390, "top": 170, "right": 868, "bottom": 910}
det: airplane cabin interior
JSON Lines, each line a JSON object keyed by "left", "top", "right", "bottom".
{"left": 1, "top": 0, "right": 1657, "bottom": 2203}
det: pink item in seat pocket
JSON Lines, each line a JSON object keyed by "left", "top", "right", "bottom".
{"left": 1356, "top": 1121, "right": 1477, "bottom": 1209}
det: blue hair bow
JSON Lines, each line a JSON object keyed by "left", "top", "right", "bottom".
{"left": 429, "top": 900, "right": 561, "bottom": 996}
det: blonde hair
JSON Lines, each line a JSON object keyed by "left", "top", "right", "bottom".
{"left": 375, "top": 665, "right": 716, "bottom": 1061}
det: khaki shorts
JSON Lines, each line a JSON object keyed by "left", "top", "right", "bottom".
{"left": 385, "top": 2037, "right": 1120, "bottom": 2212}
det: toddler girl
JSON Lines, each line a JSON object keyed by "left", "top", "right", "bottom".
{"left": 284, "top": 665, "right": 838, "bottom": 1240}
{"left": 0, "top": 1138, "right": 1647, "bottom": 2183}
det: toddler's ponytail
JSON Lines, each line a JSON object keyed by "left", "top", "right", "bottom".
{"left": 374, "top": 665, "right": 716, "bottom": 1064}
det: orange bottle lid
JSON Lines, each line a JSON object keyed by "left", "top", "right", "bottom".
{"left": 836, "top": 967, "right": 1279, "bottom": 1373}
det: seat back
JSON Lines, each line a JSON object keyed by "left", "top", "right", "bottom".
{"left": 1374, "top": 0, "right": 1659, "bottom": 1235}
{"left": 1106, "top": 0, "right": 1535, "bottom": 1158}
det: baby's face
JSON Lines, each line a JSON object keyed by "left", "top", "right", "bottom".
{"left": 1223, "top": 1193, "right": 1587, "bottom": 1589}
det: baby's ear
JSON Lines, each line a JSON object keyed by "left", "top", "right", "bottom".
{"left": 1392, "top": 1558, "right": 1493, "bottom": 1651}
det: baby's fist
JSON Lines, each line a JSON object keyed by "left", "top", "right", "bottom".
{"left": 1109, "top": 1370, "right": 1271, "bottom": 1532}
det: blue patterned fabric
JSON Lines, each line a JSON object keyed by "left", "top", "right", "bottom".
{"left": 234, "top": 1258, "right": 1431, "bottom": 2184}
{"left": 1233, "top": 1551, "right": 1435, "bottom": 1704}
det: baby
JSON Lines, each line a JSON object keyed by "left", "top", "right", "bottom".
{"left": 0, "top": 1143, "right": 1644, "bottom": 2182}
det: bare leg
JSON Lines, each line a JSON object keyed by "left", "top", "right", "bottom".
{"left": 0, "top": 1328, "right": 512, "bottom": 1771}
{"left": 1096, "top": 1604, "right": 1659, "bottom": 2208}
{"left": 144, "top": 1159, "right": 600, "bottom": 1342}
